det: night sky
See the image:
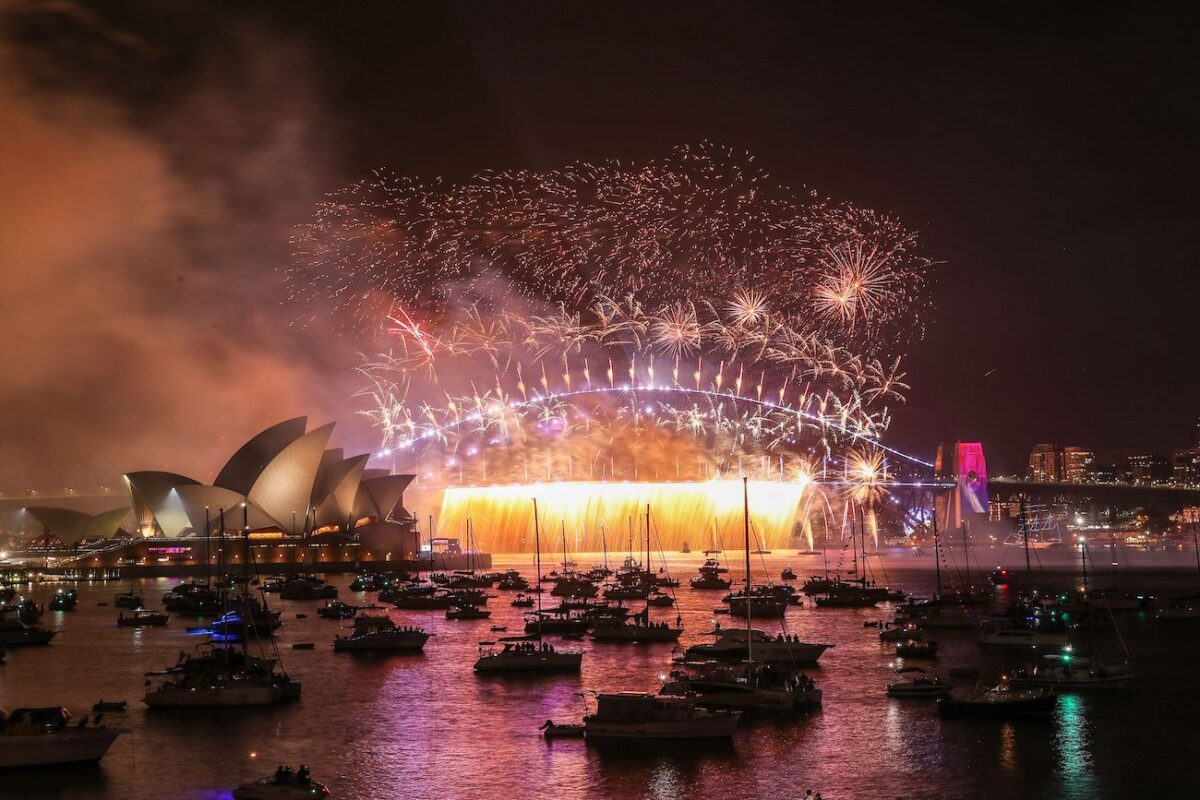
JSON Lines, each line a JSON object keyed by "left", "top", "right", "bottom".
{"left": 3, "top": 1, "right": 1198, "bottom": 488}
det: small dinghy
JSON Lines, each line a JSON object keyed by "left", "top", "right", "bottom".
{"left": 232, "top": 766, "right": 329, "bottom": 800}
{"left": 540, "top": 720, "right": 585, "bottom": 739}
{"left": 92, "top": 700, "right": 128, "bottom": 712}
{"left": 292, "top": 642, "right": 316, "bottom": 650}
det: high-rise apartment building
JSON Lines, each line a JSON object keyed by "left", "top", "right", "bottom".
{"left": 1027, "top": 443, "right": 1060, "bottom": 483}
{"left": 1061, "top": 447, "right": 1094, "bottom": 483}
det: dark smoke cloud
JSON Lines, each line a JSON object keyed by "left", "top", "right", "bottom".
{"left": 0, "top": 1, "right": 370, "bottom": 493}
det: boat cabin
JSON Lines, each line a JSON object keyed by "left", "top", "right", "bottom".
{"left": 0, "top": 707, "right": 72, "bottom": 734}
{"left": 590, "top": 692, "right": 693, "bottom": 723}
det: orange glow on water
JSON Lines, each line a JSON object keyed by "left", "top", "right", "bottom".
{"left": 437, "top": 480, "right": 808, "bottom": 553}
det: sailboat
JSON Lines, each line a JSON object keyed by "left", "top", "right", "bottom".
{"left": 591, "top": 605, "right": 682, "bottom": 642}
{"left": 446, "top": 520, "right": 494, "bottom": 588}
{"left": 1158, "top": 517, "right": 1200, "bottom": 619}
{"left": 113, "top": 578, "right": 143, "bottom": 609}
{"left": 691, "top": 522, "right": 732, "bottom": 590}
{"left": 664, "top": 479, "right": 823, "bottom": 710}
{"left": 474, "top": 498, "right": 582, "bottom": 673}
{"left": 1009, "top": 541, "right": 1134, "bottom": 691}
{"left": 603, "top": 509, "right": 659, "bottom": 599}
{"left": 587, "top": 520, "right": 614, "bottom": 579}
{"left": 144, "top": 507, "right": 300, "bottom": 707}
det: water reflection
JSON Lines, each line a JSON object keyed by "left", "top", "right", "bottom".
{"left": 1054, "top": 694, "right": 1096, "bottom": 798}
{"left": 4, "top": 556, "right": 1199, "bottom": 799}
{"left": 999, "top": 723, "right": 1017, "bottom": 772}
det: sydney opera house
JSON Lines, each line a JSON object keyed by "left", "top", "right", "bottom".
{"left": 12, "top": 418, "right": 427, "bottom": 576}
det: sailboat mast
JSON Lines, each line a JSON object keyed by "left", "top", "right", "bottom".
{"left": 1080, "top": 536, "right": 1088, "bottom": 593}
{"left": 217, "top": 508, "right": 226, "bottom": 592}
{"left": 1191, "top": 511, "right": 1200, "bottom": 575}
{"left": 1019, "top": 497, "right": 1032, "bottom": 574}
{"left": 821, "top": 519, "right": 828, "bottom": 581}
{"left": 218, "top": 507, "right": 228, "bottom": 662}
{"left": 962, "top": 518, "right": 974, "bottom": 586}
{"left": 533, "top": 498, "right": 543, "bottom": 638}
{"left": 859, "top": 505, "right": 869, "bottom": 582}
{"left": 600, "top": 521, "right": 609, "bottom": 572}
{"left": 205, "top": 506, "right": 212, "bottom": 587}
{"left": 850, "top": 505, "right": 858, "bottom": 577}
{"left": 932, "top": 500, "right": 942, "bottom": 598}
{"left": 646, "top": 504, "right": 651, "bottom": 579}
{"left": 628, "top": 515, "right": 634, "bottom": 563}
{"left": 1081, "top": 537, "right": 1093, "bottom": 655}
{"left": 743, "top": 476, "right": 752, "bottom": 663}
{"left": 241, "top": 502, "right": 253, "bottom": 657}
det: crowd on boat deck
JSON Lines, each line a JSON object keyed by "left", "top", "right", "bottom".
{"left": 273, "top": 765, "right": 312, "bottom": 785}
{"left": 773, "top": 633, "right": 805, "bottom": 642}
{"left": 506, "top": 642, "right": 555, "bottom": 653}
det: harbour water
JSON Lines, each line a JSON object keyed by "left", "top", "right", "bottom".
{"left": 2, "top": 549, "right": 1197, "bottom": 799}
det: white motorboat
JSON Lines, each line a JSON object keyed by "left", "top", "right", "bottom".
{"left": 583, "top": 692, "right": 740, "bottom": 741}
{"left": 117, "top": 608, "right": 169, "bottom": 627}
{"left": 1008, "top": 652, "right": 1135, "bottom": 691}
{"left": 886, "top": 675, "right": 952, "bottom": 698}
{"left": 977, "top": 627, "right": 1070, "bottom": 649}
{"left": 0, "top": 707, "right": 124, "bottom": 768}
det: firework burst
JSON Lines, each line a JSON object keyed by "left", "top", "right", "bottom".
{"left": 289, "top": 144, "right": 933, "bottom": 481}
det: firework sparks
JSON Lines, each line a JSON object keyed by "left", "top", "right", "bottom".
{"left": 288, "top": 144, "right": 934, "bottom": 481}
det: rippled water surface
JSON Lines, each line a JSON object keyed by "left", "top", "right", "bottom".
{"left": 2, "top": 549, "right": 1197, "bottom": 799}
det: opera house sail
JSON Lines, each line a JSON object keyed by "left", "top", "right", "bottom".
{"left": 9, "top": 417, "right": 432, "bottom": 576}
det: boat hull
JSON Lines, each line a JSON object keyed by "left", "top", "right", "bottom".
{"left": 0, "top": 630, "right": 55, "bottom": 646}
{"left": 978, "top": 633, "right": 1071, "bottom": 648}
{"left": 0, "top": 729, "right": 122, "bottom": 769}
{"left": 662, "top": 681, "right": 821, "bottom": 711}
{"left": 333, "top": 634, "right": 428, "bottom": 652}
{"left": 887, "top": 684, "right": 951, "bottom": 698}
{"left": 473, "top": 654, "right": 582, "bottom": 672}
{"left": 144, "top": 684, "right": 290, "bottom": 707}
{"left": 591, "top": 627, "right": 681, "bottom": 642}
{"left": 1009, "top": 675, "right": 1133, "bottom": 691}
{"left": 938, "top": 694, "right": 1057, "bottom": 717}
{"left": 684, "top": 641, "right": 830, "bottom": 664}
{"left": 1157, "top": 607, "right": 1200, "bottom": 620}
{"left": 584, "top": 713, "right": 740, "bottom": 741}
